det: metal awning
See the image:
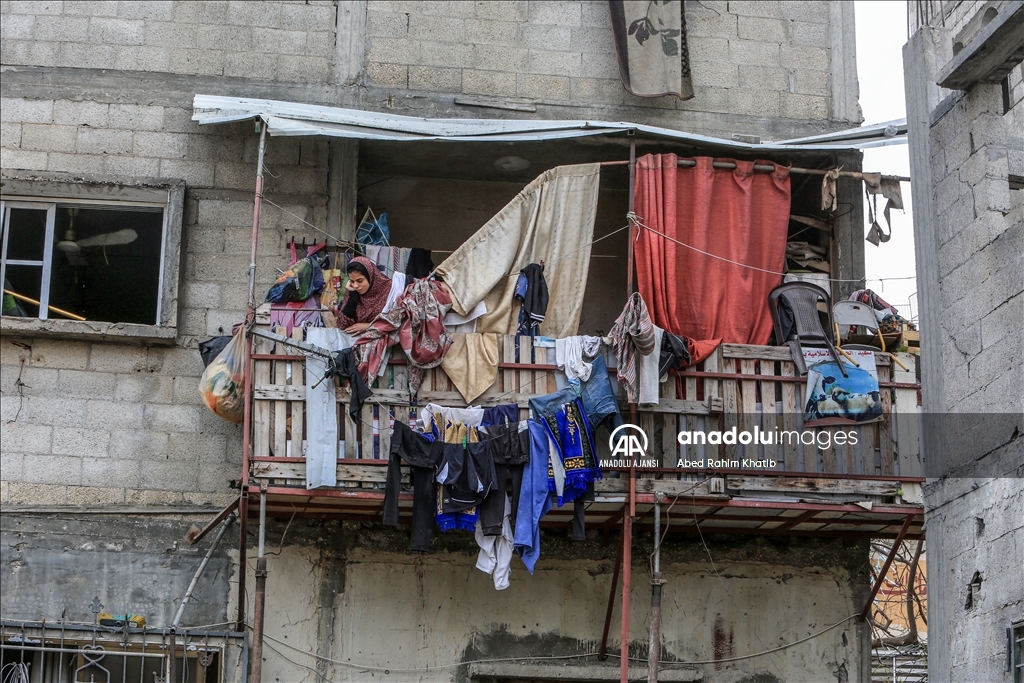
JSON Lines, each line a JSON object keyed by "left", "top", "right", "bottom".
{"left": 192, "top": 94, "right": 907, "bottom": 151}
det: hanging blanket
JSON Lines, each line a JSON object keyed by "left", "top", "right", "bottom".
{"left": 435, "top": 164, "right": 600, "bottom": 338}
{"left": 353, "top": 278, "right": 453, "bottom": 394}
{"left": 608, "top": 0, "right": 694, "bottom": 99}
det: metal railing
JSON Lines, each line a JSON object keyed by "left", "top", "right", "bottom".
{"left": 0, "top": 621, "right": 246, "bottom": 683}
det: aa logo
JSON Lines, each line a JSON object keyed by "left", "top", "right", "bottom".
{"left": 608, "top": 424, "right": 649, "bottom": 458}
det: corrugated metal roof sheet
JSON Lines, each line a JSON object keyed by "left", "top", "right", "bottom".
{"left": 192, "top": 94, "right": 908, "bottom": 151}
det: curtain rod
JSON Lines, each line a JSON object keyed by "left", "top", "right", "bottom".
{"left": 598, "top": 158, "right": 910, "bottom": 182}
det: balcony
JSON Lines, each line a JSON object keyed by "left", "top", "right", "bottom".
{"left": 242, "top": 310, "right": 925, "bottom": 542}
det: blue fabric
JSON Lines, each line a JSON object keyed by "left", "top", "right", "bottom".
{"left": 482, "top": 404, "right": 518, "bottom": 426}
{"left": 579, "top": 355, "right": 623, "bottom": 432}
{"left": 537, "top": 398, "right": 601, "bottom": 506}
{"left": 514, "top": 420, "right": 553, "bottom": 574}
{"left": 437, "top": 508, "right": 477, "bottom": 532}
{"left": 513, "top": 272, "right": 529, "bottom": 300}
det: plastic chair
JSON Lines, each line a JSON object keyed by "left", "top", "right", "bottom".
{"left": 768, "top": 281, "right": 847, "bottom": 377}
{"left": 834, "top": 300, "right": 910, "bottom": 371}
{"left": 833, "top": 300, "right": 887, "bottom": 350}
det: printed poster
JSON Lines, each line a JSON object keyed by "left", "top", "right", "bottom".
{"left": 802, "top": 348, "right": 883, "bottom": 427}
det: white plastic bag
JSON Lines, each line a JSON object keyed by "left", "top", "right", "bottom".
{"left": 198, "top": 327, "right": 246, "bottom": 424}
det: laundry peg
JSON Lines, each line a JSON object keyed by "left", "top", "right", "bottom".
{"left": 539, "top": 259, "right": 546, "bottom": 269}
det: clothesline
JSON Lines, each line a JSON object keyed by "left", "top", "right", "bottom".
{"left": 626, "top": 213, "right": 916, "bottom": 284}
{"left": 599, "top": 158, "right": 911, "bottom": 182}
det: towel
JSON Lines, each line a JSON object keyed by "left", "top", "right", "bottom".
{"left": 610, "top": 292, "right": 656, "bottom": 403}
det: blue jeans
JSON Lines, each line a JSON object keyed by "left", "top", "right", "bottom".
{"left": 579, "top": 355, "right": 622, "bottom": 431}
{"left": 530, "top": 355, "right": 622, "bottom": 431}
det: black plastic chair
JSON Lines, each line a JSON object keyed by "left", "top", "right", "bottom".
{"left": 768, "top": 281, "right": 847, "bottom": 377}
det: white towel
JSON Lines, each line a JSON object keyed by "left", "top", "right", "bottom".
{"left": 638, "top": 326, "right": 663, "bottom": 405}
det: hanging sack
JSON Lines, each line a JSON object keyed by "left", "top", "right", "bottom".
{"left": 198, "top": 326, "right": 247, "bottom": 424}
{"left": 265, "top": 240, "right": 326, "bottom": 303}
{"left": 199, "top": 335, "right": 232, "bottom": 367}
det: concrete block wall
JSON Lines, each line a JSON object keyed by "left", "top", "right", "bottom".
{"left": 362, "top": 0, "right": 854, "bottom": 136}
{"left": 923, "top": 466, "right": 1024, "bottom": 681}
{"left": 910, "top": 2, "right": 1024, "bottom": 679}
{"left": 0, "top": 96, "right": 330, "bottom": 506}
{"left": 246, "top": 528, "right": 870, "bottom": 683}
{"left": 929, "top": 83, "right": 1023, "bottom": 414}
{"left": 0, "top": 0, "right": 338, "bottom": 83}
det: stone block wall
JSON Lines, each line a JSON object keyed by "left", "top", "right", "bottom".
{"left": 361, "top": 0, "right": 852, "bottom": 136}
{"left": 0, "top": 0, "right": 338, "bottom": 83}
{"left": 0, "top": 95, "right": 329, "bottom": 506}
{"left": 906, "top": 3, "right": 1024, "bottom": 680}
{"left": 0, "top": 0, "right": 865, "bottom": 506}
{"left": 930, "top": 83, "right": 1023, "bottom": 414}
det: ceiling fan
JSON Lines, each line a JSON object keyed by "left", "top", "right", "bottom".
{"left": 55, "top": 209, "right": 137, "bottom": 266}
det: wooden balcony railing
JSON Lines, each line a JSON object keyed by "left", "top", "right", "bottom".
{"left": 246, "top": 313, "right": 923, "bottom": 505}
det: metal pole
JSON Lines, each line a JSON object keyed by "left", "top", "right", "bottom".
{"left": 257, "top": 487, "right": 267, "bottom": 557}
{"left": 249, "top": 489, "right": 269, "bottom": 683}
{"left": 620, "top": 494, "right": 633, "bottom": 683}
{"left": 172, "top": 514, "right": 236, "bottom": 629}
{"left": 647, "top": 500, "right": 665, "bottom": 683}
{"left": 238, "top": 121, "right": 266, "bottom": 639}
{"left": 248, "top": 123, "right": 267, "bottom": 310}
{"left": 622, "top": 137, "right": 638, "bottom": 683}
{"left": 236, "top": 493, "right": 249, "bottom": 631}
{"left": 860, "top": 515, "right": 915, "bottom": 620}
{"left": 599, "top": 536, "right": 625, "bottom": 660}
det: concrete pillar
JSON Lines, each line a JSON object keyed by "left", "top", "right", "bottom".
{"left": 903, "top": 24, "right": 953, "bottom": 683}
{"left": 334, "top": 0, "right": 367, "bottom": 87}
{"left": 902, "top": 27, "right": 953, "bottom": 419}
{"left": 829, "top": 1, "right": 863, "bottom": 124}
{"left": 832, "top": 150, "right": 867, "bottom": 301}
{"left": 327, "top": 139, "right": 359, "bottom": 243}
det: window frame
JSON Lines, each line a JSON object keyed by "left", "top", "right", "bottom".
{"left": 1012, "top": 619, "right": 1024, "bottom": 683}
{"left": 0, "top": 173, "right": 184, "bottom": 344}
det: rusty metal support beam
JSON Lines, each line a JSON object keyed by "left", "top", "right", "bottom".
{"left": 186, "top": 496, "right": 240, "bottom": 545}
{"left": 235, "top": 491, "right": 249, "bottom": 632}
{"left": 249, "top": 488, "right": 269, "bottom": 683}
{"left": 620, "top": 496, "right": 633, "bottom": 683}
{"left": 860, "top": 515, "right": 915, "bottom": 621}
{"left": 599, "top": 534, "right": 624, "bottom": 660}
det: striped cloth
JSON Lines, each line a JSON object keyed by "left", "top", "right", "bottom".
{"left": 610, "top": 292, "right": 656, "bottom": 403}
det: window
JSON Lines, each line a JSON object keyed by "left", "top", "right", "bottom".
{"left": 0, "top": 175, "right": 184, "bottom": 340}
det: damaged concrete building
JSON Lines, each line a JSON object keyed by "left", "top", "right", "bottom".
{"left": 903, "top": 1, "right": 1024, "bottom": 681}
{"left": 1, "top": 2, "right": 930, "bottom": 682}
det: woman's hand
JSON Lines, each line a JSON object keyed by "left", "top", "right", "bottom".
{"left": 345, "top": 322, "right": 371, "bottom": 334}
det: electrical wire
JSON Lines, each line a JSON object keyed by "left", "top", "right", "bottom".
{"left": 688, "top": 487, "right": 786, "bottom": 676}
{"left": 259, "top": 196, "right": 358, "bottom": 249}
{"left": 626, "top": 613, "right": 859, "bottom": 666}
{"left": 254, "top": 611, "right": 859, "bottom": 673}
{"left": 258, "top": 629, "right": 600, "bottom": 673}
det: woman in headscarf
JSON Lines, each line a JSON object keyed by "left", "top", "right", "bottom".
{"left": 334, "top": 255, "right": 396, "bottom": 334}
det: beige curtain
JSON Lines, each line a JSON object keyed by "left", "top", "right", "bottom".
{"left": 435, "top": 163, "right": 600, "bottom": 338}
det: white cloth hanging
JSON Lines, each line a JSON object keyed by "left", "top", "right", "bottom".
{"left": 475, "top": 496, "right": 514, "bottom": 590}
{"left": 304, "top": 328, "right": 356, "bottom": 489}
{"left": 555, "top": 335, "right": 603, "bottom": 382}
{"left": 638, "top": 325, "right": 664, "bottom": 405}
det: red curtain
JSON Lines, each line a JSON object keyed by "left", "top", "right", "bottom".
{"left": 634, "top": 154, "right": 790, "bottom": 346}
